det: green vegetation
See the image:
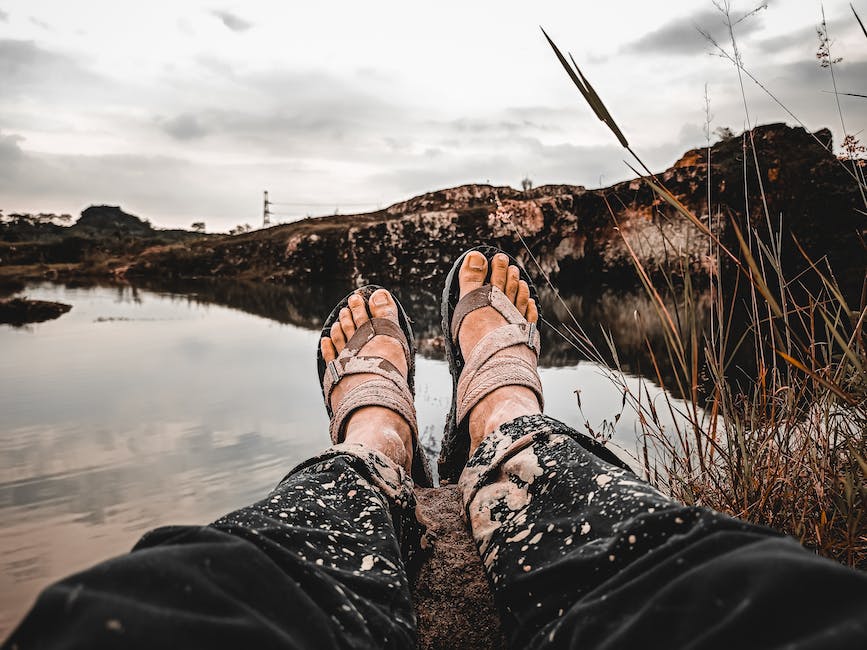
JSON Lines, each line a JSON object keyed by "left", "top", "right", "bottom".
{"left": 539, "top": 3, "right": 867, "bottom": 567}
{"left": 0, "top": 205, "right": 210, "bottom": 277}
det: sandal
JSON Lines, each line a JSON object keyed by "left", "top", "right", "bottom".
{"left": 438, "top": 246, "right": 544, "bottom": 483}
{"left": 316, "top": 285, "right": 433, "bottom": 487}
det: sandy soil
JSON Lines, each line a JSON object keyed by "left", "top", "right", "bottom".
{"left": 412, "top": 485, "right": 506, "bottom": 650}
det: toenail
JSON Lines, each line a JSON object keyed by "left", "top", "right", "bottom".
{"left": 469, "top": 255, "right": 485, "bottom": 271}
{"left": 495, "top": 254, "right": 507, "bottom": 264}
{"left": 373, "top": 293, "right": 389, "bottom": 306}
{"left": 349, "top": 294, "right": 362, "bottom": 305}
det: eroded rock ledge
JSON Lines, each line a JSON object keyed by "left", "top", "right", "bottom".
{"left": 124, "top": 124, "right": 862, "bottom": 294}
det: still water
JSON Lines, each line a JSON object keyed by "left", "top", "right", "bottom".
{"left": 0, "top": 281, "right": 676, "bottom": 635}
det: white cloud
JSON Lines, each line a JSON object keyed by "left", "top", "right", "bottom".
{"left": 0, "top": 0, "right": 863, "bottom": 228}
{"left": 210, "top": 10, "right": 252, "bottom": 33}
{"left": 621, "top": 6, "right": 766, "bottom": 56}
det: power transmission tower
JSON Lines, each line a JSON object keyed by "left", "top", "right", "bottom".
{"left": 263, "top": 190, "right": 271, "bottom": 227}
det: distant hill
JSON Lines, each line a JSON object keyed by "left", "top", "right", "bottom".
{"left": 74, "top": 205, "right": 155, "bottom": 235}
{"left": 1, "top": 205, "right": 200, "bottom": 242}
{"left": 0, "top": 204, "right": 207, "bottom": 267}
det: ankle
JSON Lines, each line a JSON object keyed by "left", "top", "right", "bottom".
{"left": 343, "top": 406, "right": 413, "bottom": 470}
{"left": 468, "top": 387, "right": 541, "bottom": 453}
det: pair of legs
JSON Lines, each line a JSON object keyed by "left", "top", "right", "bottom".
{"left": 5, "top": 252, "right": 867, "bottom": 649}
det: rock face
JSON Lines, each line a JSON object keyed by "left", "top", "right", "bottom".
{"left": 0, "top": 298, "right": 71, "bottom": 326}
{"left": 124, "top": 124, "right": 863, "bottom": 295}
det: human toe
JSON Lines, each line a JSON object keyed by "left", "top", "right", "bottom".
{"left": 330, "top": 321, "right": 346, "bottom": 350}
{"left": 348, "top": 292, "right": 369, "bottom": 327}
{"left": 338, "top": 307, "right": 355, "bottom": 339}
{"left": 321, "top": 337, "right": 337, "bottom": 362}
{"left": 368, "top": 288, "right": 398, "bottom": 321}
{"left": 490, "top": 253, "right": 509, "bottom": 291}
{"left": 505, "top": 265, "right": 519, "bottom": 301}
{"left": 526, "top": 298, "right": 538, "bottom": 324}
{"left": 459, "top": 251, "right": 488, "bottom": 298}
{"left": 516, "top": 280, "right": 530, "bottom": 316}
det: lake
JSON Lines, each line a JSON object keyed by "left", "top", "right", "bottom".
{"left": 0, "top": 280, "right": 678, "bottom": 636}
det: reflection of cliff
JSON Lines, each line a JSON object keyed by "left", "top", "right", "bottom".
{"left": 124, "top": 124, "right": 864, "bottom": 302}
{"left": 124, "top": 278, "right": 702, "bottom": 385}
{"left": 130, "top": 277, "right": 357, "bottom": 330}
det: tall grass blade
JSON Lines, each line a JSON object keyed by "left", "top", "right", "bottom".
{"left": 853, "top": 3, "right": 867, "bottom": 40}
{"left": 567, "top": 53, "right": 630, "bottom": 148}
{"left": 775, "top": 350, "right": 858, "bottom": 405}
{"left": 540, "top": 27, "right": 628, "bottom": 147}
{"left": 729, "top": 217, "right": 783, "bottom": 318}
{"left": 816, "top": 304, "right": 864, "bottom": 374}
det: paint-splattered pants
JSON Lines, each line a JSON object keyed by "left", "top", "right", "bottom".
{"left": 460, "top": 415, "right": 867, "bottom": 648}
{"left": 5, "top": 416, "right": 867, "bottom": 649}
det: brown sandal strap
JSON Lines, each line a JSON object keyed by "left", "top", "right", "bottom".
{"left": 456, "top": 355, "right": 543, "bottom": 424}
{"left": 451, "top": 286, "right": 526, "bottom": 341}
{"left": 461, "top": 321, "right": 541, "bottom": 373}
{"left": 323, "top": 315, "right": 417, "bottom": 446}
{"left": 323, "top": 356, "right": 404, "bottom": 405}
{"left": 329, "top": 378, "right": 418, "bottom": 445}
{"left": 455, "top": 322, "right": 543, "bottom": 424}
{"left": 343, "top": 318, "right": 410, "bottom": 362}
{"left": 451, "top": 284, "right": 543, "bottom": 427}
{"left": 323, "top": 317, "right": 412, "bottom": 399}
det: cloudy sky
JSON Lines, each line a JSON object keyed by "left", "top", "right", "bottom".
{"left": 1, "top": 1, "right": 865, "bottom": 230}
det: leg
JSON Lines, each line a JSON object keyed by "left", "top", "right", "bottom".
{"left": 451, "top": 251, "right": 867, "bottom": 649}
{"left": 4, "top": 289, "right": 426, "bottom": 650}
{"left": 4, "top": 446, "right": 423, "bottom": 649}
{"left": 462, "top": 415, "right": 867, "bottom": 649}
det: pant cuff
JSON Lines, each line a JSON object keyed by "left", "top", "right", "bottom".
{"left": 284, "top": 443, "right": 433, "bottom": 568}
{"left": 458, "top": 414, "right": 632, "bottom": 516}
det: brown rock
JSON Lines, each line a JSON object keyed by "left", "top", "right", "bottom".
{"left": 0, "top": 297, "right": 71, "bottom": 326}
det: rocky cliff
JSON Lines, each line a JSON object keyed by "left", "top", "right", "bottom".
{"left": 123, "top": 124, "right": 864, "bottom": 293}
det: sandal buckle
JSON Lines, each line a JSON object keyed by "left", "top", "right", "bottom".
{"left": 328, "top": 360, "right": 341, "bottom": 383}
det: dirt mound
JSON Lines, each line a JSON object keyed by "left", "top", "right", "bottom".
{"left": 412, "top": 485, "right": 506, "bottom": 650}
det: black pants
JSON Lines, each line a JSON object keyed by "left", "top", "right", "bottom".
{"left": 5, "top": 416, "right": 867, "bottom": 649}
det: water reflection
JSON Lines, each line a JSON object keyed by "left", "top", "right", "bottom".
{"left": 0, "top": 280, "right": 685, "bottom": 636}
{"left": 125, "top": 277, "right": 698, "bottom": 374}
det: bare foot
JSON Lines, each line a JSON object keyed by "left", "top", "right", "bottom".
{"left": 320, "top": 288, "right": 414, "bottom": 472}
{"left": 457, "top": 251, "right": 541, "bottom": 455}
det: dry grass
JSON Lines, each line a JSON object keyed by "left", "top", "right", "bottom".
{"left": 538, "top": 4, "right": 867, "bottom": 567}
